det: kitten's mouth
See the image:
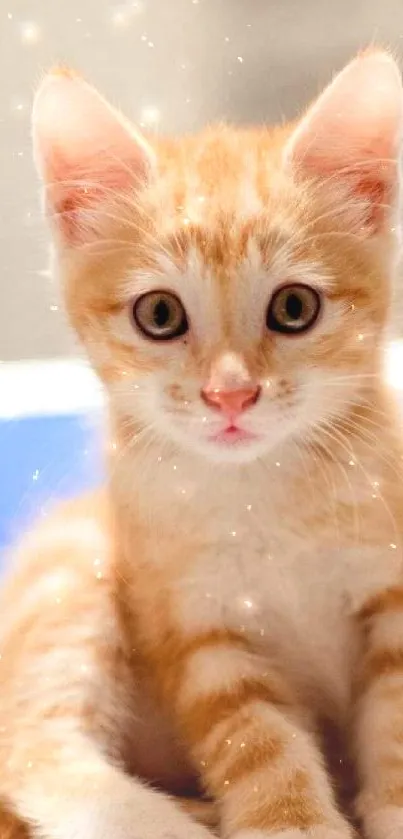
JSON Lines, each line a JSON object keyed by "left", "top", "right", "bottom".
{"left": 209, "top": 425, "right": 258, "bottom": 445}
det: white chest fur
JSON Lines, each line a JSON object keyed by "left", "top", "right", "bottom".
{"left": 125, "top": 445, "right": 403, "bottom": 722}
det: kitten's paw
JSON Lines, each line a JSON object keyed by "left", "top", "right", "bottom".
{"left": 363, "top": 806, "right": 403, "bottom": 839}
{"left": 22, "top": 780, "right": 217, "bottom": 839}
{"left": 65, "top": 806, "right": 215, "bottom": 839}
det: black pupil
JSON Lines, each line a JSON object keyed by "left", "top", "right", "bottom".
{"left": 285, "top": 293, "right": 303, "bottom": 321}
{"left": 153, "top": 300, "right": 171, "bottom": 328}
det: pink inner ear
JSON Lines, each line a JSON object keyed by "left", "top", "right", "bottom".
{"left": 46, "top": 145, "right": 148, "bottom": 243}
{"left": 285, "top": 51, "right": 403, "bottom": 233}
{"left": 33, "top": 71, "right": 153, "bottom": 245}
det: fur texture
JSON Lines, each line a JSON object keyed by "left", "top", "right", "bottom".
{"left": 1, "top": 50, "right": 403, "bottom": 839}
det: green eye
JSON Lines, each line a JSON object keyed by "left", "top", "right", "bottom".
{"left": 132, "top": 291, "right": 189, "bottom": 341}
{"left": 266, "top": 283, "right": 321, "bottom": 335}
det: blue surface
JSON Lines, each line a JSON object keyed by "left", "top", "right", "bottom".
{"left": 0, "top": 413, "right": 103, "bottom": 563}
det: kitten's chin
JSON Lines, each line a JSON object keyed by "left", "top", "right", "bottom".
{"left": 183, "top": 434, "right": 271, "bottom": 465}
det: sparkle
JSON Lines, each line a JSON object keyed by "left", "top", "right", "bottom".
{"left": 357, "top": 333, "right": 364, "bottom": 342}
{"left": 148, "top": 41, "right": 154, "bottom": 47}
{"left": 180, "top": 488, "right": 187, "bottom": 495}
{"left": 111, "top": 441, "right": 117, "bottom": 451}
{"left": 237, "top": 56, "right": 244, "bottom": 63}
{"left": 173, "top": 464, "right": 177, "bottom": 471}
{"left": 275, "top": 461, "right": 281, "bottom": 467}
{"left": 224, "top": 36, "right": 230, "bottom": 42}
{"left": 111, "top": 2, "right": 144, "bottom": 27}
{"left": 32, "top": 469, "right": 40, "bottom": 481}
{"left": 112, "top": 10, "right": 127, "bottom": 26}
{"left": 157, "top": 456, "right": 162, "bottom": 463}
{"left": 27, "top": 761, "right": 33, "bottom": 769}
{"left": 182, "top": 216, "right": 191, "bottom": 226}
{"left": 230, "top": 530, "right": 237, "bottom": 537}
{"left": 224, "top": 780, "right": 230, "bottom": 786}
{"left": 246, "top": 504, "right": 252, "bottom": 512}
{"left": 390, "top": 543, "right": 397, "bottom": 550}
{"left": 225, "top": 739, "right": 232, "bottom": 745}
{"left": 7, "top": 12, "right": 12, "bottom": 19}
{"left": 140, "top": 105, "right": 161, "bottom": 125}
{"left": 240, "top": 741, "right": 246, "bottom": 748}
{"left": 349, "top": 459, "right": 355, "bottom": 467}
{"left": 243, "top": 599, "right": 253, "bottom": 609}
{"left": 20, "top": 21, "right": 41, "bottom": 44}
{"left": 96, "top": 571, "right": 103, "bottom": 580}
{"left": 141, "top": 33, "right": 147, "bottom": 41}
{"left": 50, "top": 304, "right": 59, "bottom": 312}
{"left": 93, "top": 558, "right": 101, "bottom": 567}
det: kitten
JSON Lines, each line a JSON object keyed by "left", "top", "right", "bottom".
{"left": 1, "top": 49, "right": 403, "bottom": 839}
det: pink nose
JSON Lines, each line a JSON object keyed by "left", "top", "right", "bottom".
{"left": 201, "top": 385, "right": 261, "bottom": 416}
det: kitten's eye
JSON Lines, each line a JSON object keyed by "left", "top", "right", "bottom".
{"left": 132, "top": 291, "right": 188, "bottom": 341}
{"left": 266, "top": 283, "right": 321, "bottom": 335}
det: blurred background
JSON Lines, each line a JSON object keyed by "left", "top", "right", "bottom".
{"left": 1, "top": 0, "right": 403, "bottom": 361}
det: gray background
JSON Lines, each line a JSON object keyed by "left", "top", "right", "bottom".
{"left": 1, "top": 0, "right": 403, "bottom": 361}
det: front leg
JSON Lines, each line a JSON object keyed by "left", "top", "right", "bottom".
{"left": 354, "top": 586, "right": 403, "bottom": 839}
{"left": 154, "top": 628, "right": 353, "bottom": 839}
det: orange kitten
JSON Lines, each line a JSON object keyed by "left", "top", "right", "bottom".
{"left": 1, "top": 49, "right": 403, "bottom": 839}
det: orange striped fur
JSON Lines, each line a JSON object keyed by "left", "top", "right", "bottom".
{"left": 2, "top": 48, "right": 403, "bottom": 839}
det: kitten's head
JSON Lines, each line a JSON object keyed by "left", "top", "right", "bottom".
{"left": 33, "top": 53, "right": 402, "bottom": 465}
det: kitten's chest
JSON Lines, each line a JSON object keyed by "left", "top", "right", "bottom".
{"left": 168, "top": 498, "right": 401, "bottom": 719}
{"left": 132, "top": 459, "right": 402, "bottom": 717}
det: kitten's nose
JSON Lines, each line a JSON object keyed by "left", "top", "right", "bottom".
{"left": 201, "top": 385, "right": 261, "bottom": 416}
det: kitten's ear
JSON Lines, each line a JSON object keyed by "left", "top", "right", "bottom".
{"left": 284, "top": 50, "right": 403, "bottom": 234}
{"left": 33, "top": 68, "right": 154, "bottom": 245}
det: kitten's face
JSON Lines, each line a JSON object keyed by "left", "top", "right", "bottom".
{"left": 77, "top": 135, "right": 390, "bottom": 466}
{"left": 33, "top": 54, "right": 402, "bottom": 465}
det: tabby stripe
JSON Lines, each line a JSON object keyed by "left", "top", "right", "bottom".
{"left": 154, "top": 628, "right": 250, "bottom": 699}
{"left": 357, "top": 587, "right": 403, "bottom": 623}
{"left": 224, "top": 768, "right": 323, "bottom": 834}
{"left": 206, "top": 728, "right": 284, "bottom": 797}
{"left": 358, "top": 647, "right": 403, "bottom": 693}
{"left": 181, "top": 676, "right": 290, "bottom": 747}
